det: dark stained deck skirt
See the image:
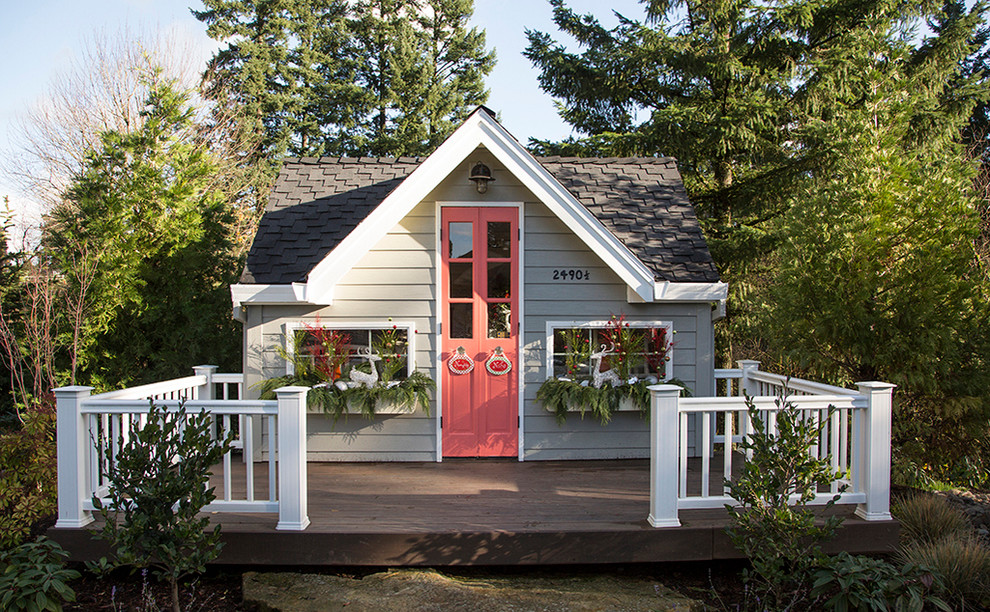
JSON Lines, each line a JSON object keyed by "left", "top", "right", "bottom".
{"left": 50, "top": 459, "right": 899, "bottom": 566}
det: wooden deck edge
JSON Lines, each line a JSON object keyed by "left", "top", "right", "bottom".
{"left": 48, "top": 520, "right": 899, "bottom": 567}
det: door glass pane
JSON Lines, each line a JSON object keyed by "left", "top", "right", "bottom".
{"left": 487, "top": 262, "right": 511, "bottom": 298}
{"left": 488, "top": 302, "right": 511, "bottom": 338}
{"left": 449, "top": 222, "right": 473, "bottom": 259}
{"left": 449, "top": 303, "right": 473, "bottom": 338}
{"left": 449, "top": 262, "right": 472, "bottom": 298}
{"left": 487, "top": 222, "right": 511, "bottom": 258}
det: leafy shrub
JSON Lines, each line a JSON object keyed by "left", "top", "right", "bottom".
{"left": 0, "top": 537, "right": 80, "bottom": 611}
{"left": 811, "top": 552, "right": 950, "bottom": 611}
{"left": 894, "top": 493, "right": 970, "bottom": 546}
{"left": 897, "top": 534, "right": 990, "bottom": 609}
{"left": 725, "top": 394, "right": 844, "bottom": 609}
{"left": 0, "top": 401, "right": 57, "bottom": 550}
{"left": 92, "top": 401, "right": 233, "bottom": 612}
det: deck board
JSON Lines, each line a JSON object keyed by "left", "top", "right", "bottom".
{"left": 50, "top": 458, "right": 899, "bottom": 566}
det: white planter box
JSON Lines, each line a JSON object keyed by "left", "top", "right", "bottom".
{"left": 546, "top": 396, "right": 643, "bottom": 414}
{"left": 306, "top": 400, "right": 417, "bottom": 415}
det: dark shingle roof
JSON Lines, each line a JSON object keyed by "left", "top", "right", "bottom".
{"left": 242, "top": 156, "right": 721, "bottom": 284}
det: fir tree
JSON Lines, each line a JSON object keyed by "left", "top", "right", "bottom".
{"left": 193, "top": 0, "right": 494, "bottom": 160}
{"left": 42, "top": 78, "right": 242, "bottom": 389}
{"left": 194, "top": 0, "right": 361, "bottom": 164}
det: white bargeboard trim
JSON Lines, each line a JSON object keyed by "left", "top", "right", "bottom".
{"left": 303, "top": 108, "right": 656, "bottom": 305}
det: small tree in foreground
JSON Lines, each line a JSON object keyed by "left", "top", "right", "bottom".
{"left": 725, "top": 395, "right": 844, "bottom": 609}
{"left": 92, "top": 401, "right": 233, "bottom": 612}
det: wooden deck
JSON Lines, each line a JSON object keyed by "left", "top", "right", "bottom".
{"left": 50, "top": 458, "right": 899, "bottom": 566}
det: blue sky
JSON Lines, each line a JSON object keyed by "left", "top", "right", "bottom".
{"left": 0, "top": 0, "right": 646, "bottom": 223}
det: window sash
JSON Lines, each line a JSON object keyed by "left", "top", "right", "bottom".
{"left": 283, "top": 321, "right": 416, "bottom": 379}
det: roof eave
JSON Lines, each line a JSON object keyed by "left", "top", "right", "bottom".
{"left": 230, "top": 283, "right": 318, "bottom": 322}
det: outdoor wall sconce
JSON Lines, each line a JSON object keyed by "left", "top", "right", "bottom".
{"left": 469, "top": 161, "right": 495, "bottom": 194}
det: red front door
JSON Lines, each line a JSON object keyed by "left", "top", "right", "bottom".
{"left": 440, "top": 207, "right": 519, "bottom": 457}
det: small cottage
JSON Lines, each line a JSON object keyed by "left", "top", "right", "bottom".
{"left": 52, "top": 108, "right": 896, "bottom": 560}
{"left": 232, "top": 107, "right": 728, "bottom": 462}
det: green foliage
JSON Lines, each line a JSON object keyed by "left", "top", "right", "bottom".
{"left": 558, "top": 328, "right": 590, "bottom": 378}
{"left": 810, "top": 552, "right": 950, "bottom": 612}
{"left": 259, "top": 370, "right": 435, "bottom": 420}
{"left": 895, "top": 493, "right": 971, "bottom": 546}
{"left": 536, "top": 378, "right": 690, "bottom": 425}
{"left": 373, "top": 323, "right": 407, "bottom": 383}
{"left": 0, "top": 537, "right": 80, "bottom": 612}
{"left": 279, "top": 325, "right": 352, "bottom": 383}
{"left": 42, "top": 76, "right": 242, "bottom": 391}
{"left": 194, "top": 0, "right": 494, "bottom": 161}
{"left": 92, "top": 401, "right": 233, "bottom": 612}
{"left": 0, "top": 403, "right": 57, "bottom": 550}
{"left": 600, "top": 314, "right": 646, "bottom": 380}
{"left": 897, "top": 535, "right": 990, "bottom": 609}
{"left": 725, "top": 395, "right": 845, "bottom": 609}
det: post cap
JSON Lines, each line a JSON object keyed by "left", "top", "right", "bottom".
{"left": 855, "top": 381, "right": 897, "bottom": 391}
{"left": 52, "top": 386, "right": 94, "bottom": 396}
{"left": 647, "top": 384, "right": 683, "bottom": 395}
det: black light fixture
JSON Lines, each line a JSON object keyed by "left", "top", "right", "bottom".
{"left": 469, "top": 161, "right": 494, "bottom": 194}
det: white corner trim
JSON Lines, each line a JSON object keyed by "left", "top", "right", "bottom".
{"left": 303, "top": 109, "right": 657, "bottom": 304}
{"left": 653, "top": 282, "right": 728, "bottom": 302}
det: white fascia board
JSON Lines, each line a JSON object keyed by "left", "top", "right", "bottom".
{"left": 305, "top": 114, "right": 489, "bottom": 304}
{"left": 304, "top": 110, "right": 657, "bottom": 304}
{"left": 653, "top": 281, "right": 728, "bottom": 302}
{"left": 230, "top": 283, "right": 314, "bottom": 308}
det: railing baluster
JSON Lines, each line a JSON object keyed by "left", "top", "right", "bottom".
{"left": 701, "top": 411, "right": 711, "bottom": 497}
{"left": 830, "top": 408, "right": 840, "bottom": 493}
{"left": 268, "top": 415, "right": 277, "bottom": 501}
{"left": 679, "top": 412, "right": 688, "bottom": 498}
{"left": 222, "top": 415, "right": 232, "bottom": 502}
{"left": 722, "top": 410, "right": 733, "bottom": 493}
{"left": 839, "top": 407, "right": 848, "bottom": 474}
{"left": 245, "top": 415, "right": 255, "bottom": 502}
{"left": 88, "top": 414, "right": 99, "bottom": 496}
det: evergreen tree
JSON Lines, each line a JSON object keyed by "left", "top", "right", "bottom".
{"left": 194, "top": 0, "right": 361, "bottom": 164}
{"left": 350, "top": 0, "right": 495, "bottom": 156}
{"left": 525, "top": 0, "right": 988, "bottom": 362}
{"left": 193, "top": 0, "right": 494, "bottom": 160}
{"left": 42, "top": 78, "right": 242, "bottom": 389}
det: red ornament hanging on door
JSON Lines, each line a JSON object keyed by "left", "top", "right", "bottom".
{"left": 485, "top": 346, "right": 512, "bottom": 375}
{"left": 447, "top": 346, "right": 474, "bottom": 375}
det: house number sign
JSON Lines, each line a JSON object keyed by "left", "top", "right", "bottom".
{"left": 551, "top": 269, "right": 591, "bottom": 281}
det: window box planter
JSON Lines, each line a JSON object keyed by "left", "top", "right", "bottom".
{"left": 538, "top": 377, "right": 690, "bottom": 425}
{"left": 260, "top": 372, "right": 435, "bottom": 423}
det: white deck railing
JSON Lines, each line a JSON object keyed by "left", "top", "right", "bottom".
{"left": 648, "top": 360, "right": 894, "bottom": 527}
{"left": 54, "top": 366, "right": 311, "bottom": 531}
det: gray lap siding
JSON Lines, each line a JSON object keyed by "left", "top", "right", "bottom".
{"left": 241, "top": 188, "right": 715, "bottom": 460}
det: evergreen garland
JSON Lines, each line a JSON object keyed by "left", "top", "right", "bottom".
{"left": 537, "top": 377, "right": 690, "bottom": 426}
{"left": 257, "top": 370, "right": 435, "bottom": 422}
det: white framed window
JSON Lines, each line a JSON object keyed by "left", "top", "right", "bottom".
{"left": 283, "top": 320, "right": 416, "bottom": 380}
{"left": 544, "top": 319, "right": 673, "bottom": 381}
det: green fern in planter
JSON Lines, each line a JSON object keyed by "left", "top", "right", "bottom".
{"left": 537, "top": 378, "right": 689, "bottom": 425}
{"left": 257, "top": 371, "right": 435, "bottom": 421}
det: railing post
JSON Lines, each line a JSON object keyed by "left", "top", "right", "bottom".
{"left": 54, "top": 386, "right": 95, "bottom": 528}
{"left": 193, "top": 365, "right": 217, "bottom": 400}
{"left": 275, "top": 386, "right": 310, "bottom": 531}
{"left": 854, "top": 381, "right": 896, "bottom": 521}
{"left": 648, "top": 384, "right": 683, "bottom": 528}
{"left": 737, "top": 360, "right": 760, "bottom": 397}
